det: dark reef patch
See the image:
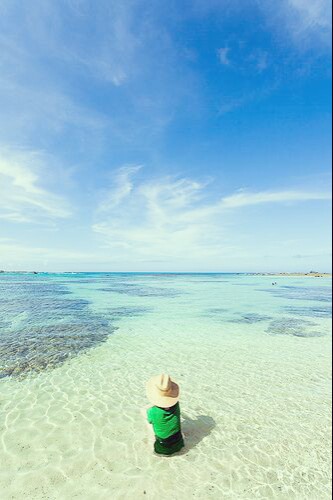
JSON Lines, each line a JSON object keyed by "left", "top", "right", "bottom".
{"left": 0, "top": 321, "right": 114, "bottom": 378}
{"left": 265, "top": 317, "right": 325, "bottom": 338}
{"left": 232, "top": 283, "right": 260, "bottom": 286}
{"left": 106, "top": 306, "right": 153, "bottom": 320}
{"left": 206, "top": 308, "right": 229, "bottom": 315}
{"left": 205, "top": 309, "right": 271, "bottom": 324}
{"left": 98, "top": 284, "right": 181, "bottom": 298}
{"left": 57, "top": 279, "right": 102, "bottom": 285}
{"left": 283, "top": 305, "right": 332, "bottom": 318}
{"left": 0, "top": 278, "right": 115, "bottom": 378}
{"left": 0, "top": 296, "right": 90, "bottom": 327}
{"left": 195, "top": 280, "right": 230, "bottom": 283}
{"left": 227, "top": 313, "right": 272, "bottom": 324}
{"left": 258, "top": 285, "right": 332, "bottom": 303}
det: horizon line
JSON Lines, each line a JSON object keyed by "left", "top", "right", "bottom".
{"left": 0, "top": 270, "right": 331, "bottom": 275}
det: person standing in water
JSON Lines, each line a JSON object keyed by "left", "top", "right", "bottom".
{"left": 144, "top": 374, "right": 184, "bottom": 455}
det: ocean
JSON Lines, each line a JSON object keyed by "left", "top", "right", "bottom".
{"left": 0, "top": 272, "right": 331, "bottom": 499}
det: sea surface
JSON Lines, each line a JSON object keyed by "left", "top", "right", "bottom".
{"left": 0, "top": 273, "right": 331, "bottom": 499}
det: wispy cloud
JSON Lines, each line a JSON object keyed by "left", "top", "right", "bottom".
{"left": 292, "top": 252, "right": 332, "bottom": 259}
{"left": 92, "top": 169, "right": 331, "bottom": 262}
{"left": 0, "top": 149, "right": 72, "bottom": 223}
{"left": 0, "top": 239, "right": 100, "bottom": 271}
{"left": 0, "top": 33, "right": 107, "bottom": 148}
{"left": 93, "top": 174, "right": 223, "bottom": 261}
{"left": 0, "top": 241, "right": 91, "bottom": 260}
{"left": 249, "top": 49, "right": 269, "bottom": 72}
{"left": 260, "top": 0, "right": 332, "bottom": 47}
{"left": 98, "top": 165, "right": 142, "bottom": 212}
{"left": 217, "top": 47, "right": 231, "bottom": 65}
{"left": 287, "top": 0, "right": 331, "bottom": 31}
{"left": 195, "top": 0, "right": 331, "bottom": 49}
{"left": 220, "top": 189, "right": 331, "bottom": 208}
{"left": 0, "top": 0, "right": 198, "bottom": 154}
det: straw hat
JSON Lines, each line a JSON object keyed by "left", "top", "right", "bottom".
{"left": 146, "top": 374, "right": 180, "bottom": 408}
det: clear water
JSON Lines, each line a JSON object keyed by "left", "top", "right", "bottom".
{"left": 0, "top": 273, "right": 331, "bottom": 499}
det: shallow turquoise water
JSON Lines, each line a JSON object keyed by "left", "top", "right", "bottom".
{"left": 0, "top": 272, "right": 331, "bottom": 378}
{"left": 0, "top": 273, "right": 332, "bottom": 498}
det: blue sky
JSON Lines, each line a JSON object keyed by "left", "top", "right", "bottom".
{"left": 0, "top": 0, "right": 331, "bottom": 272}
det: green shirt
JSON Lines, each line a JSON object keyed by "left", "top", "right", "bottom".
{"left": 146, "top": 403, "right": 181, "bottom": 439}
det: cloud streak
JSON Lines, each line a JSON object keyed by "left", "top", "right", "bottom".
{"left": 0, "top": 149, "right": 71, "bottom": 223}
{"left": 92, "top": 169, "right": 331, "bottom": 262}
{"left": 0, "top": 0, "right": 197, "bottom": 153}
{"left": 260, "top": 0, "right": 332, "bottom": 47}
{"left": 98, "top": 165, "right": 142, "bottom": 212}
{"left": 220, "top": 189, "right": 331, "bottom": 208}
{"left": 217, "top": 47, "right": 231, "bottom": 65}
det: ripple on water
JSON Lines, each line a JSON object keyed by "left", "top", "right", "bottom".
{"left": 0, "top": 273, "right": 331, "bottom": 499}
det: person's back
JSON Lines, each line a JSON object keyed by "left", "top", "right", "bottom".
{"left": 145, "top": 374, "right": 184, "bottom": 455}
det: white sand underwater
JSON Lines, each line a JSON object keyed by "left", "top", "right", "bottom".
{"left": 0, "top": 274, "right": 331, "bottom": 499}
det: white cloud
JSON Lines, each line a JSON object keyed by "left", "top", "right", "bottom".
{"left": 250, "top": 50, "right": 269, "bottom": 72}
{"left": 288, "top": 0, "right": 331, "bottom": 30}
{"left": 0, "top": 1, "right": 196, "bottom": 153}
{"left": 0, "top": 149, "right": 72, "bottom": 223}
{"left": 98, "top": 165, "right": 142, "bottom": 212}
{"left": 217, "top": 47, "right": 231, "bottom": 65}
{"left": 260, "top": 0, "right": 332, "bottom": 46}
{"left": 194, "top": 0, "right": 331, "bottom": 47}
{"left": 0, "top": 239, "right": 99, "bottom": 270}
{"left": 93, "top": 174, "right": 224, "bottom": 261}
{"left": 220, "top": 189, "right": 332, "bottom": 208}
{"left": 92, "top": 169, "right": 331, "bottom": 262}
{"left": 0, "top": 0, "right": 131, "bottom": 87}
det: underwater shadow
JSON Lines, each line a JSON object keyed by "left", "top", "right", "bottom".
{"left": 179, "top": 414, "right": 216, "bottom": 454}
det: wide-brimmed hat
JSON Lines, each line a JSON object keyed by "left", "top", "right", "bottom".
{"left": 146, "top": 374, "right": 180, "bottom": 408}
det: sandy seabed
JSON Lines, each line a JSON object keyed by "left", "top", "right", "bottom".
{"left": 1, "top": 320, "right": 331, "bottom": 499}
{"left": 0, "top": 274, "right": 331, "bottom": 499}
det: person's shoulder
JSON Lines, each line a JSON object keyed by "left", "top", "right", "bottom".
{"left": 147, "top": 405, "right": 158, "bottom": 417}
{"left": 146, "top": 405, "right": 157, "bottom": 423}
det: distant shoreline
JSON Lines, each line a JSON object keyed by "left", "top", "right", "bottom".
{"left": 247, "top": 272, "right": 332, "bottom": 278}
{"left": 0, "top": 270, "right": 331, "bottom": 277}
